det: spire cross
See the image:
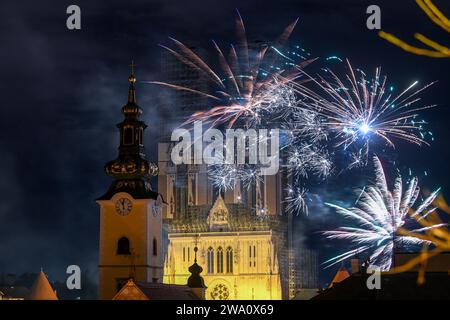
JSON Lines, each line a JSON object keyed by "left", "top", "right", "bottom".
{"left": 129, "top": 60, "right": 137, "bottom": 75}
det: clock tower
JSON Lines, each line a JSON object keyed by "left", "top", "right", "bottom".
{"left": 97, "top": 64, "right": 163, "bottom": 300}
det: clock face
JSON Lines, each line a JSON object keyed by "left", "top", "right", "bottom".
{"left": 115, "top": 198, "right": 132, "bottom": 216}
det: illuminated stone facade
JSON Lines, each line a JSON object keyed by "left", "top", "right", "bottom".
{"left": 163, "top": 196, "right": 282, "bottom": 300}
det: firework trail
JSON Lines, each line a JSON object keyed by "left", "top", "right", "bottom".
{"left": 323, "top": 156, "right": 445, "bottom": 271}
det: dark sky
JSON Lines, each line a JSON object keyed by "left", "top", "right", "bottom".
{"left": 0, "top": 0, "right": 449, "bottom": 285}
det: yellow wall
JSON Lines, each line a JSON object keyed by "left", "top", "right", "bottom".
{"left": 164, "top": 231, "right": 282, "bottom": 300}
{"left": 97, "top": 192, "right": 163, "bottom": 300}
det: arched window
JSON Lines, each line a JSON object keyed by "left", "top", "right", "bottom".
{"left": 123, "top": 127, "right": 133, "bottom": 145}
{"left": 207, "top": 247, "right": 214, "bottom": 274}
{"left": 153, "top": 237, "right": 157, "bottom": 256}
{"left": 226, "top": 247, "right": 233, "bottom": 273}
{"left": 117, "top": 237, "right": 130, "bottom": 255}
{"left": 217, "top": 247, "right": 224, "bottom": 273}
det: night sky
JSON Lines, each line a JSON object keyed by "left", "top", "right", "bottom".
{"left": 0, "top": 0, "right": 449, "bottom": 286}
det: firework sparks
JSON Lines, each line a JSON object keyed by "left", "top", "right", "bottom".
{"left": 323, "top": 156, "right": 445, "bottom": 271}
{"left": 286, "top": 143, "right": 333, "bottom": 180}
{"left": 285, "top": 185, "right": 308, "bottom": 215}
{"left": 208, "top": 163, "right": 262, "bottom": 192}
{"left": 294, "top": 59, "right": 435, "bottom": 153}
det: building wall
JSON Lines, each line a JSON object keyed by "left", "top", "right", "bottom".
{"left": 164, "top": 232, "right": 282, "bottom": 300}
{"left": 97, "top": 192, "right": 163, "bottom": 300}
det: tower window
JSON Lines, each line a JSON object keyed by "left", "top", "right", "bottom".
{"left": 226, "top": 247, "right": 233, "bottom": 273}
{"left": 153, "top": 238, "right": 157, "bottom": 256}
{"left": 207, "top": 247, "right": 214, "bottom": 274}
{"left": 123, "top": 127, "right": 133, "bottom": 145}
{"left": 117, "top": 237, "right": 130, "bottom": 255}
{"left": 217, "top": 247, "right": 223, "bottom": 273}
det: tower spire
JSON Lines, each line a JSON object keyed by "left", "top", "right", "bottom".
{"left": 128, "top": 60, "right": 137, "bottom": 104}
{"left": 98, "top": 62, "right": 159, "bottom": 201}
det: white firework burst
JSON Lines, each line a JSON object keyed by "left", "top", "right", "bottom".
{"left": 285, "top": 185, "right": 308, "bottom": 215}
{"left": 208, "top": 163, "right": 262, "bottom": 192}
{"left": 323, "top": 156, "right": 445, "bottom": 271}
{"left": 294, "top": 59, "right": 435, "bottom": 151}
{"left": 287, "top": 143, "right": 333, "bottom": 180}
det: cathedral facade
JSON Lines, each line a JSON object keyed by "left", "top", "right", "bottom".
{"left": 163, "top": 195, "right": 282, "bottom": 300}
{"left": 158, "top": 137, "right": 286, "bottom": 299}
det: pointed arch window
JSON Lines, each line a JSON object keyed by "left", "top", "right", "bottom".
{"left": 226, "top": 247, "right": 233, "bottom": 273}
{"left": 217, "top": 247, "right": 224, "bottom": 273}
{"left": 207, "top": 247, "right": 214, "bottom": 274}
{"left": 117, "top": 237, "right": 130, "bottom": 255}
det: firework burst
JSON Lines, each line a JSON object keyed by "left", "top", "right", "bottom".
{"left": 285, "top": 185, "right": 308, "bottom": 215}
{"left": 149, "top": 10, "right": 314, "bottom": 128}
{"left": 294, "top": 59, "right": 435, "bottom": 152}
{"left": 286, "top": 143, "right": 333, "bottom": 180}
{"left": 323, "top": 156, "right": 445, "bottom": 271}
{"left": 208, "top": 163, "right": 263, "bottom": 192}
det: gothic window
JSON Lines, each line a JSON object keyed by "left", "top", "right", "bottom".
{"left": 248, "top": 245, "right": 256, "bottom": 267}
{"left": 226, "top": 247, "right": 233, "bottom": 273}
{"left": 123, "top": 127, "right": 133, "bottom": 145}
{"left": 153, "top": 238, "right": 157, "bottom": 256}
{"left": 117, "top": 237, "right": 130, "bottom": 255}
{"left": 207, "top": 247, "right": 214, "bottom": 274}
{"left": 217, "top": 247, "right": 224, "bottom": 273}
